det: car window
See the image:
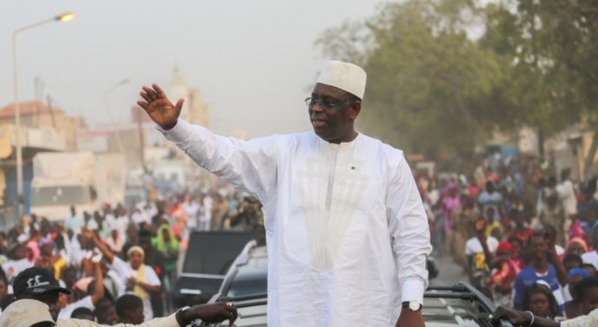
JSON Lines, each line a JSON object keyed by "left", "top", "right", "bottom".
{"left": 183, "top": 231, "right": 261, "bottom": 274}
{"left": 226, "top": 279, "right": 268, "bottom": 298}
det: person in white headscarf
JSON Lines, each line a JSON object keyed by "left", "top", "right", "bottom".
{"left": 137, "top": 60, "right": 432, "bottom": 327}
{"left": 85, "top": 230, "right": 160, "bottom": 322}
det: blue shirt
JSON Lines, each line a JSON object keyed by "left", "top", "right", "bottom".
{"left": 513, "top": 265, "right": 565, "bottom": 313}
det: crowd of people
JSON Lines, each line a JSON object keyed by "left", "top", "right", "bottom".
{"left": 422, "top": 156, "right": 598, "bottom": 322}
{"left": 0, "top": 182, "right": 263, "bottom": 324}
{"left": 3, "top": 55, "right": 597, "bottom": 326}
{"left": 3, "top": 158, "right": 598, "bottom": 325}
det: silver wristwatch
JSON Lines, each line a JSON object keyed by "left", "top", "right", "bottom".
{"left": 401, "top": 300, "right": 423, "bottom": 312}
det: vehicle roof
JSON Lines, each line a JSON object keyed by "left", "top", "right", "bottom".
{"left": 237, "top": 245, "right": 268, "bottom": 264}
{"left": 249, "top": 245, "right": 268, "bottom": 257}
{"left": 203, "top": 283, "right": 513, "bottom": 327}
{"left": 232, "top": 246, "right": 268, "bottom": 281}
{"left": 221, "top": 246, "right": 268, "bottom": 293}
{"left": 424, "top": 283, "right": 512, "bottom": 327}
{"left": 233, "top": 260, "right": 268, "bottom": 282}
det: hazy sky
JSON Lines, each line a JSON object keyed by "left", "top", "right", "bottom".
{"left": 1, "top": 0, "right": 387, "bottom": 138}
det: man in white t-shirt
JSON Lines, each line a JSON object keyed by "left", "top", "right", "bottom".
{"left": 478, "top": 181, "right": 503, "bottom": 222}
{"left": 64, "top": 206, "right": 85, "bottom": 235}
{"left": 183, "top": 195, "right": 201, "bottom": 231}
{"left": 2, "top": 244, "right": 32, "bottom": 283}
{"left": 131, "top": 207, "right": 150, "bottom": 228}
{"left": 57, "top": 258, "right": 105, "bottom": 320}
{"left": 102, "top": 204, "right": 117, "bottom": 232}
{"left": 557, "top": 168, "right": 578, "bottom": 238}
{"left": 200, "top": 194, "right": 213, "bottom": 232}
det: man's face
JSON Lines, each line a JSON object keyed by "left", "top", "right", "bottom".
{"left": 63, "top": 270, "right": 77, "bottom": 288}
{"left": 58, "top": 292, "right": 69, "bottom": 309}
{"left": 584, "top": 266, "right": 598, "bottom": 277}
{"left": 529, "top": 236, "right": 548, "bottom": 262}
{"left": 139, "top": 236, "right": 152, "bottom": 250}
{"left": 513, "top": 212, "right": 524, "bottom": 226}
{"left": 41, "top": 243, "right": 53, "bottom": 256}
{"left": 582, "top": 287, "right": 598, "bottom": 315}
{"left": 127, "top": 227, "right": 138, "bottom": 240}
{"left": 104, "top": 305, "right": 119, "bottom": 325}
{"left": 125, "top": 306, "right": 145, "bottom": 324}
{"left": 510, "top": 241, "right": 522, "bottom": 258}
{"left": 565, "top": 260, "right": 581, "bottom": 272}
{"left": 14, "top": 245, "right": 26, "bottom": 260}
{"left": 569, "top": 275, "right": 585, "bottom": 298}
{"left": 308, "top": 83, "right": 360, "bottom": 144}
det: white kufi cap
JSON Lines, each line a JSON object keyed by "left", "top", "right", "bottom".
{"left": 316, "top": 60, "right": 367, "bottom": 99}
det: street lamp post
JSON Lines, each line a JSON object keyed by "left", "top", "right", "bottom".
{"left": 103, "top": 78, "right": 130, "bottom": 155}
{"left": 12, "top": 12, "right": 75, "bottom": 217}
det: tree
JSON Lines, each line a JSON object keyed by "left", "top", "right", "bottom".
{"left": 482, "top": 0, "right": 598, "bottom": 180}
{"left": 317, "top": 0, "right": 598, "bottom": 179}
{"left": 316, "top": 0, "right": 507, "bottom": 158}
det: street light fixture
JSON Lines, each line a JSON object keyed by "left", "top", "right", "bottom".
{"left": 57, "top": 13, "right": 75, "bottom": 22}
{"left": 12, "top": 12, "right": 75, "bottom": 217}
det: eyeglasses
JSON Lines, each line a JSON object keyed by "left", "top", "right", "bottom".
{"left": 304, "top": 96, "right": 353, "bottom": 109}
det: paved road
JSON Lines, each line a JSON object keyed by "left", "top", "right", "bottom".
{"left": 429, "top": 254, "right": 467, "bottom": 287}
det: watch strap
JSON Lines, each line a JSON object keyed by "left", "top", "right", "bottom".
{"left": 176, "top": 306, "right": 192, "bottom": 327}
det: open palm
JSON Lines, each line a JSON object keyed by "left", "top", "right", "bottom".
{"left": 137, "top": 83, "right": 184, "bottom": 130}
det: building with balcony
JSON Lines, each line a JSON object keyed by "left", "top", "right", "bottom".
{"left": 0, "top": 101, "right": 85, "bottom": 226}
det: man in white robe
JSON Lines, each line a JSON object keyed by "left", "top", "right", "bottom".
{"left": 137, "top": 60, "right": 432, "bottom": 327}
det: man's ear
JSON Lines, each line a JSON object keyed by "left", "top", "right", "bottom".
{"left": 350, "top": 101, "right": 361, "bottom": 120}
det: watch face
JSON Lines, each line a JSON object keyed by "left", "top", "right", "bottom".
{"left": 409, "top": 301, "right": 421, "bottom": 311}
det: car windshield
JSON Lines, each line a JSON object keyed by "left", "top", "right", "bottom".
{"left": 226, "top": 279, "right": 267, "bottom": 298}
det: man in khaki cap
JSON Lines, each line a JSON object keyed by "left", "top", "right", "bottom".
{"left": 0, "top": 299, "right": 55, "bottom": 327}
{"left": 1, "top": 267, "right": 237, "bottom": 327}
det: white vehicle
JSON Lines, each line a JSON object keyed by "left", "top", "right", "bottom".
{"left": 30, "top": 151, "right": 126, "bottom": 221}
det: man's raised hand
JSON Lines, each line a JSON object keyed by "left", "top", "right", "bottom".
{"left": 137, "top": 83, "right": 184, "bottom": 130}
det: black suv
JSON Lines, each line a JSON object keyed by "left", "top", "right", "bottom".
{"left": 216, "top": 241, "right": 268, "bottom": 299}
{"left": 174, "top": 231, "right": 263, "bottom": 306}
{"left": 197, "top": 248, "right": 496, "bottom": 327}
